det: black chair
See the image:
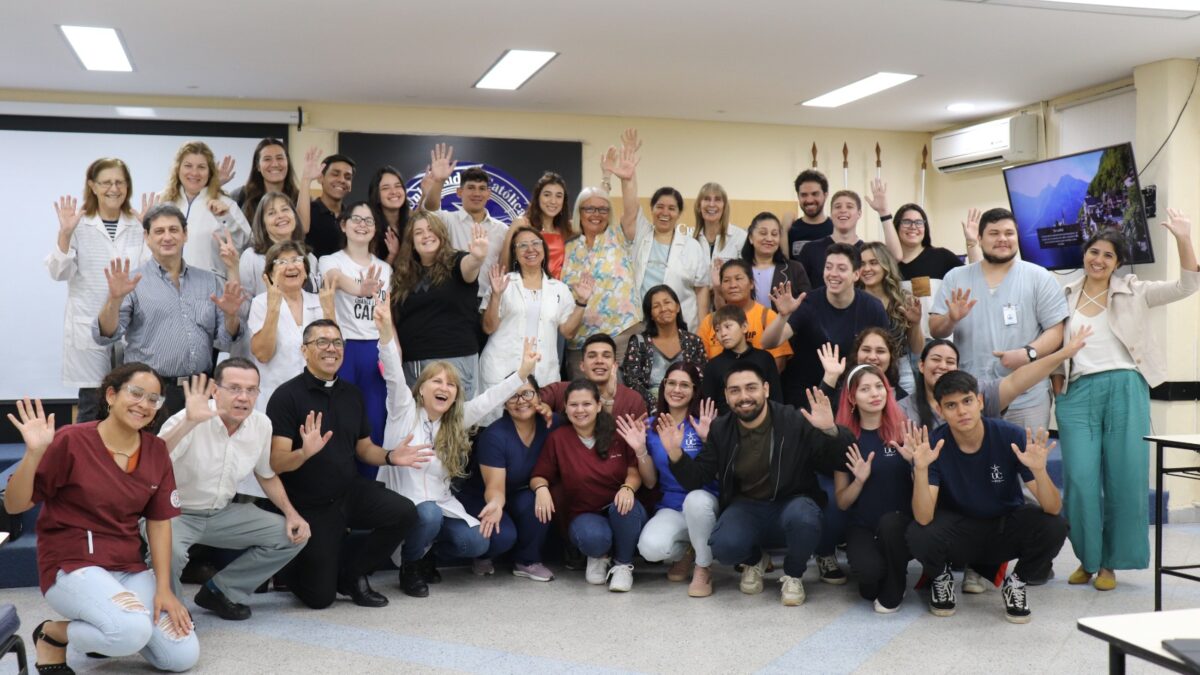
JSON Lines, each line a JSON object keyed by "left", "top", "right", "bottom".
{"left": 0, "top": 603, "right": 27, "bottom": 675}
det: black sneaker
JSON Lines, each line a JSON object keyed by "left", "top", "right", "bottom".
{"left": 399, "top": 563, "right": 429, "bottom": 598}
{"left": 195, "top": 583, "right": 252, "bottom": 621}
{"left": 929, "top": 565, "right": 956, "bottom": 617}
{"left": 1002, "top": 573, "right": 1032, "bottom": 624}
{"left": 816, "top": 555, "right": 848, "bottom": 585}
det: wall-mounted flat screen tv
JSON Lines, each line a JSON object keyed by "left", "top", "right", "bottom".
{"left": 1003, "top": 142, "right": 1152, "bottom": 271}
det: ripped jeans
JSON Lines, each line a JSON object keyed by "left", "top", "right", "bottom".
{"left": 44, "top": 567, "right": 200, "bottom": 672}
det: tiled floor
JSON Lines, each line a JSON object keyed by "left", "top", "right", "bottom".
{"left": 3, "top": 524, "right": 1198, "bottom": 674}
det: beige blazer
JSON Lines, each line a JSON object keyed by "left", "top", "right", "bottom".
{"left": 1058, "top": 268, "right": 1200, "bottom": 393}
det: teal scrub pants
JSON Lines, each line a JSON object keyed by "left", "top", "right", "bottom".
{"left": 1054, "top": 368, "right": 1150, "bottom": 571}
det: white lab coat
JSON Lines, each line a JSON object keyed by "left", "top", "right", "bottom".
{"left": 692, "top": 223, "right": 748, "bottom": 266}
{"left": 633, "top": 212, "right": 711, "bottom": 331}
{"left": 45, "top": 213, "right": 149, "bottom": 388}
{"left": 166, "top": 192, "right": 251, "bottom": 279}
{"left": 477, "top": 271, "right": 574, "bottom": 425}
{"left": 376, "top": 338, "right": 523, "bottom": 537}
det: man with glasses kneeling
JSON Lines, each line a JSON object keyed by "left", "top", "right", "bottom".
{"left": 265, "top": 319, "right": 433, "bottom": 608}
{"left": 158, "top": 359, "right": 310, "bottom": 620}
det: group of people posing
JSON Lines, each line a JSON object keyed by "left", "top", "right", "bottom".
{"left": 7, "top": 127, "right": 1198, "bottom": 673}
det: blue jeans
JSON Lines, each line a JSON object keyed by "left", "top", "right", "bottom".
{"left": 568, "top": 502, "right": 648, "bottom": 565}
{"left": 340, "top": 338, "right": 388, "bottom": 479}
{"left": 44, "top": 567, "right": 199, "bottom": 672}
{"left": 396, "top": 501, "right": 490, "bottom": 564}
{"left": 709, "top": 495, "right": 824, "bottom": 577}
{"left": 815, "top": 473, "right": 847, "bottom": 557}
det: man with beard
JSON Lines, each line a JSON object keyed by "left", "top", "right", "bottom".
{"left": 929, "top": 208, "right": 1068, "bottom": 432}
{"left": 785, "top": 169, "right": 835, "bottom": 259}
{"left": 305, "top": 154, "right": 355, "bottom": 258}
{"left": 667, "top": 362, "right": 855, "bottom": 606}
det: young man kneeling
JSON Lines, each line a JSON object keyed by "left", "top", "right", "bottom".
{"left": 906, "top": 371, "right": 1067, "bottom": 623}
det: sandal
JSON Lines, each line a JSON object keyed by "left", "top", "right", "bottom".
{"left": 32, "top": 620, "right": 76, "bottom": 674}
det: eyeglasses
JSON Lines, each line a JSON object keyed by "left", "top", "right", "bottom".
{"left": 580, "top": 206, "right": 611, "bottom": 215}
{"left": 507, "top": 390, "right": 537, "bottom": 404}
{"left": 663, "top": 380, "right": 694, "bottom": 390}
{"left": 514, "top": 241, "right": 544, "bottom": 252}
{"left": 347, "top": 214, "right": 376, "bottom": 226}
{"left": 898, "top": 218, "right": 927, "bottom": 229}
{"left": 93, "top": 180, "right": 128, "bottom": 190}
{"left": 304, "top": 338, "right": 345, "bottom": 350}
{"left": 122, "top": 384, "right": 166, "bottom": 409}
{"left": 217, "top": 383, "right": 261, "bottom": 397}
{"left": 272, "top": 256, "right": 306, "bottom": 267}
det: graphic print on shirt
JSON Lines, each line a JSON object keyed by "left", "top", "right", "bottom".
{"left": 990, "top": 464, "right": 1004, "bottom": 484}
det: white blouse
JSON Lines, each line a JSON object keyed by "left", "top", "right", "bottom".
{"left": 693, "top": 223, "right": 748, "bottom": 266}
{"left": 376, "top": 338, "right": 524, "bottom": 527}
{"left": 479, "top": 271, "right": 575, "bottom": 392}
{"left": 167, "top": 192, "right": 251, "bottom": 278}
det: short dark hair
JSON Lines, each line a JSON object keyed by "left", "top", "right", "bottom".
{"left": 321, "top": 154, "right": 356, "bottom": 174}
{"left": 713, "top": 304, "right": 747, "bottom": 328}
{"left": 302, "top": 319, "right": 341, "bottom": 343}
{"left": 933, "top": 370, "right": 979, "bottom": 403}
{"left": 337, "top": 200, "right": 377, "bottom": 253}
{"left": 825, "top": 242, "right": 862, "bottom": 270}
{"left": 724, "top": 360, "right": 766, "bottom": 384}
{"left": 978, "top": 207, "right": 1015, "bottom": 236}
{"left": 719, "top": 258, "right": 753, "bottom": 283}
{"left": 459, "top": 167, "right": 489, "bottom": 186}
{"left": 793, "top": 169, "right": 828, "bottom": 195}
{"left": 650, "top": 186, "right": 684, "bottom": 211}
{"left": 143, "top": 203, "right": 187, "bottom": 232}
{"left": 582, "top": 333, "right": 617, "bottom": 354}
{"left": 214, "top": 357, "right": 260, "bottom": 384}
{"left": 1082, "top": 228, "right": 1129, "bottom": 268}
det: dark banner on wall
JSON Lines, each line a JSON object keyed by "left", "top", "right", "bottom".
{"left": 337, "top": 132, "right": 583, "bottom": 224}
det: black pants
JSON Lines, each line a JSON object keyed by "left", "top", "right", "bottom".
{"left": 76, "top": 387, "right": 101, "bottom": 423}
{"left": 906, "top": 505, "right": 1068, "bottom": 581}
{"left": 845, "top": 512, "right": 912, "bottom": 608}
{"left": 282, "top": 477, "right": 417, "bottom": 609}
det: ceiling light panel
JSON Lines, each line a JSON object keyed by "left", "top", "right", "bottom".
{"left": 59, "top": 25, "right": 133, "bottom": 71}
{"left": 956, "top": 0, "right": 1200, "bottom": 19}
{"left": 474, "top": 50, "right": 557, "bottom": 90}
{"left": 802, "top": 72, "right": 918, "bottom": 108}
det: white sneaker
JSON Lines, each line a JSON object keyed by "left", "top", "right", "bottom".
{"left": 874, "top": 598, "right": 900, "bottom": 614}
{"left": 780, "top": 575, "right": 806, "bottom": 606}
{"left": 740, "top": 552, "right": 770, "bottom": 595}
{"left": 585, "top": 556, "right": 611, "bottom": 585}
{"left": 963, "top": 568, "right": 987, "bottom": 594}
{"left": 607, "top": 563, "right": 634, "bottom": 592}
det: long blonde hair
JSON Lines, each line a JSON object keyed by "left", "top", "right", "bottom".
{"left": 391, "top": 210, "right": 461, "bottom": 304}
{"left": 412, "top": 362, "right": 472, "bottom": 478}
{"left": 162, "top": 141, "right": 223, "bottom": 203}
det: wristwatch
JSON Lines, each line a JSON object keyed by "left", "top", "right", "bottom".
{"left": 1023, "top": 345, "right": 1037, "bottom": 362}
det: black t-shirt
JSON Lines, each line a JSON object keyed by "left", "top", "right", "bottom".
{"left": 781, "top": 288, "right": 890, "bottom": 407}
{"left": 305, "top": 198, "right": 342, "bottom": 259}
{"left": 394, "top": 251, "right": 481, "bottom": 360}
{"left": 928, "top": 417, "right": 1034, "bottom": 520}
{"left": 266, "top": 369, "right": 372, "bottom": 508}
{"left": 701, "top": 347, "right": 781, "bottom": 415}
{"left": 788, "top": 217, "right": 834, "bottom": 260}
{"left": 898, "top": 246, "right": 963, "bottom": 282}
{"left": 835, "top": 429, "right": 913, "bottom": 529}
{"left": 797, "top": 236, "right": 866, "bottom": 290}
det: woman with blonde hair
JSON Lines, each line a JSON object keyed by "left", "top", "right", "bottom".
{"left": 692, "top": 182, "right": 746, "bottom": 267}
{"left": 161, "top": 140, "right": 251, "bottom": 278}
{"left": 857, "top": 242, "right": 922, "bottom": 394}
{"left": 392, "top": 209, "right": 490, "bottom": 398}
{"left": 373, "top": 299, "right": 540, "bottom": 597}
{"left": 47, "top": 157, "right": 152, "bottom": 421}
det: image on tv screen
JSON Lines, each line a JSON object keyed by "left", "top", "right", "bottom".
{"left": 1003, "top": 142, "right": 1152, "bottom": 271}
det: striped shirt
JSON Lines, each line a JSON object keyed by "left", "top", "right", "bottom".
{"left": 92, "top": 260, "right": 239, "bottom": 377}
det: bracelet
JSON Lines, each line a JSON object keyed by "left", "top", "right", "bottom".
{"left": 620, "top": 484, "right": 636, "bottom": 494}
{"left": 879, "top": 214, "right": 893, "bottom": 222}
{"left": 534, "top": 484, "right": 549, "bottom": 494}
{"left": 384, "top": 449, "right": 394, "bottom": 466}
{"left": 575, "top": 299, "right": 588, "bottom": 308}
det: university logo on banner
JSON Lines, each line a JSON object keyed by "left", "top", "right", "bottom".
{"left": 406, "top": 163, "right": 531, "bottom": 225}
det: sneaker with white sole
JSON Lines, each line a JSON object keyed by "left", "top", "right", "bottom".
{"left": 780, "top": 575, "right": 806, "bottom": 606}
{"left": 874, "top": 598, "right": 900, "bottom": 614}
{"left": 585, "top": 556, "right": 611, "bottom": 585}
{"left": 607, "top": 563, "right": 634, "bottom": 592}
{"left": 512, "top": 562, "right": 554, "bottom": 582}
{"left": 963, "top": 568, "right": 987, "bottom": 594}
{"left": 816, "top": 555, "right": 848, "bottom": 585}
{"left": 740, "top": 552, "right": 770, "bottom": 595}
{"left": 1002, "top": 573, "right": 1031, "bottom": 624}
{"left": 929, "top": 565, "right": 957, "bottom": 617}
{"left": 471, "top": 558, "right": 494, "bottom": 576}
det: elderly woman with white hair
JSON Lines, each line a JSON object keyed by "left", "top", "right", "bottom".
{"left": 559, "top": 134, "right": 644, "bottom": 373}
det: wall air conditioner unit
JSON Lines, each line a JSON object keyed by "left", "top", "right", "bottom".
{"left": 931, "top": 114, "right": 1039, "bottom": 173}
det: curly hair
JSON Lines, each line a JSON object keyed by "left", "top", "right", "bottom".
{"left": 858, "top": 241, "right": 912, "bottom": 343}
{"left": 412, "top": 362, "right": 473, "bottom": 478}
{"left": 391, "top": 210, "right": 460, "bottom": 304}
